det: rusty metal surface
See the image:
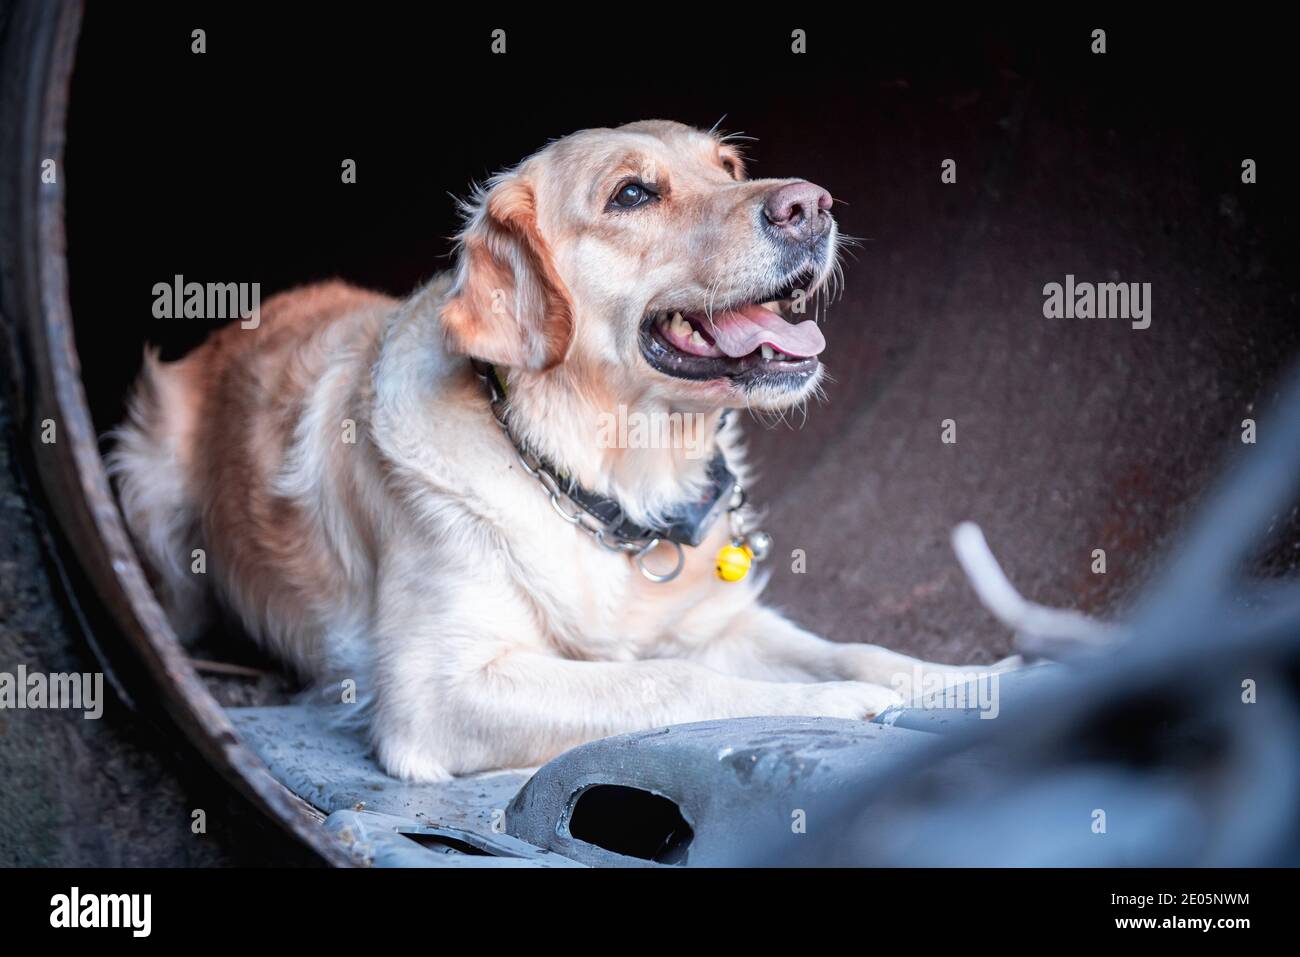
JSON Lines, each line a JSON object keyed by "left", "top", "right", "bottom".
{"left": 0, "top": 386, "right": 317, "bottom": 865}
{"left": 743, "top": 81, "right": 1300, "bottom": 667}
{"left": 0, "top": 0, "right": 351, "bottom": 866}
{"left": 756, "top": 366, "right": 1300, "bottom": 865}
{"left": 4, "top": 8, "right": 1296, "bottom": 865}
{"left": 60, "top": 14, "right": 1300, "bottom": 681}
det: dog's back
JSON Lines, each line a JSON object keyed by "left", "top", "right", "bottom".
{"left": 109, "top": 281, "right": 396, "bottom": 667}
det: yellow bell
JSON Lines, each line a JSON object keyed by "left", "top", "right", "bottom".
{"left": 716, "top": 543, "right": 753, "bottom": 582}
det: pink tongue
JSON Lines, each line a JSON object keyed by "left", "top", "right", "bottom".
{"left": 687, "top": 304, "right": 826, "bottom": 359}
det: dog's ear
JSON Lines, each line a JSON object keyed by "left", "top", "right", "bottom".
{"left": 440, "top": 176, "right": 575, "bottom": 370}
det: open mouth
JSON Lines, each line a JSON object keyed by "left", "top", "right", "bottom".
{"left": 639, "top": 268, "right": 825, "bottom": 385}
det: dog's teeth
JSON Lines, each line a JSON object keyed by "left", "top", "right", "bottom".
{"left": 690, "top": 330, "right": 708, "bottom": 348}
{"left": 671, "top": 313, "right": 691, "bottom": 338}
{"left": 760, "top": 344, "right": 775, "bottom": 360}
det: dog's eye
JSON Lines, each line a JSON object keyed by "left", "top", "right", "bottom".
{"left": 610, "top": 182, "right": 655, "bottom": 209}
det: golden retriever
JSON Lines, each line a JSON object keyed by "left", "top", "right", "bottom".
{"left": 110, "top": 121, "right": 1014, "bottom": 781}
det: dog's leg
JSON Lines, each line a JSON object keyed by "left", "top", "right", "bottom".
{"left": 367, "top": 572, "right": 905, "bottom": 778}
{"left": 688, "top": 604, "right": 1021, "bottom": 702}
{"left": 374, "top": 649, "right": 907, "bottom": 779}
{"left": 469, "top": 654, "right": 907, "bottom": 774}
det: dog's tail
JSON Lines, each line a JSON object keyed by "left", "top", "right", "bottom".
{"left": 106, "top": 347, "right": 211, "bottom": 642}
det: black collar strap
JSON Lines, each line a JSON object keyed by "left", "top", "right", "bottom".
{"left": 472, "top": 360, "right": 775, "bottom": 585}
{"left": 568, "top": 449, "right": 737, "bottom": 549}
{"left": 472, "top": 360, "right": 740, "bottom": 552}
{"left": 475, "top": 358, "right": 754, "bottom": 556}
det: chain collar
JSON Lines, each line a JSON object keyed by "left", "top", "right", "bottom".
{"left": 472, "top": 360, "right": 753, "bottom": 583}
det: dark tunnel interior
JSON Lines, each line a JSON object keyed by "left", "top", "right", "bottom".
{"left": 63, "top": 11, "right": 1300, "bottom": 677}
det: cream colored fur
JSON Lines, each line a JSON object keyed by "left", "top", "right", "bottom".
{"left": 109, "top": 122, "right": 1016, "bottom": 781}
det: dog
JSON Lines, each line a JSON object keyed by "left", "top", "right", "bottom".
{"left": 110, "top": 120, "right": 1015, "bottom": 781}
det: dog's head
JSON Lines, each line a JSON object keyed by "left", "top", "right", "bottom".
{"left": 441, "top": 120, "right": 839, "bottom": 412}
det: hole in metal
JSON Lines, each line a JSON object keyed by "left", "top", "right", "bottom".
{"left": 567, "top": 785, "right": 693, "bottom": 864}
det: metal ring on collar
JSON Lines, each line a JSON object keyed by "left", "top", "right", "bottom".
{"left": 633, "top": 538, "right": 685, "bottom": 583}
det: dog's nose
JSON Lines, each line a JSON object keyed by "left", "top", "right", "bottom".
{"left": 762, "top": 180, "right": 833, "bottom": 243}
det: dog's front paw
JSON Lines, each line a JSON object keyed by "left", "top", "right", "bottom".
{"left": 792, "top": 681, "right": 904, "bottom": 720}
{"left": 374, "top": 738, "right": 455, "bottom": 783}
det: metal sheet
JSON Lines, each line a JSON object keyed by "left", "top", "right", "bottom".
{"left": 507, "top": 716, "right": 941, "bottom": 866}
{"left": 229, "top": 705, "right": 529, "bottom": 841}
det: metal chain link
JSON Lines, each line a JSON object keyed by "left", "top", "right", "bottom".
{"left": 476, "top": 364, "right": 687, "bottom": 582}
